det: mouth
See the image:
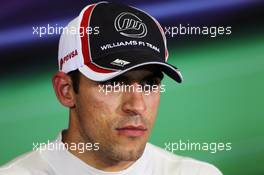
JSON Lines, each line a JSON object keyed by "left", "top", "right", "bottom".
{"left": 116, "top": 125, "right": 147, "bottom": 137}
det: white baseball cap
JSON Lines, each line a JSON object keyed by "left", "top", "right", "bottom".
{"left": 58, "top": 1, "right": 183, "bottom": 83}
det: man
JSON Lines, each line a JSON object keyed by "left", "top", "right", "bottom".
{"left": 0, "top": 2, "right": 222, "bottom": 175}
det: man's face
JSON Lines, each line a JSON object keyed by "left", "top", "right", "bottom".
{"left": 73, "top": 66, "right": 163, "bottom": 162}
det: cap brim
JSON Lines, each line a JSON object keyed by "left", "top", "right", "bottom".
{"left": 79, "top": 60, "right": 183, "bottom": 83}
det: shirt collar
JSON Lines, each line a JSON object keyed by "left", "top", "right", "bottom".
{"left": 42, "top": 131, "right": 152, "bottom": 175}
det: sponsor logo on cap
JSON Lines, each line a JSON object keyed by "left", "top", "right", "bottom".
{"left": 114, "top": 12, "right": 147, "bottom": 38}
{"left": 59, "top": 49, "right": 78, "bottom": 70}
{"left": 111, "top": 59, "right": 131, "bottom": 67}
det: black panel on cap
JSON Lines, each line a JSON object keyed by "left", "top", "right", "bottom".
{"left": 88, "top": 2, "right": 165, "bottom": 69}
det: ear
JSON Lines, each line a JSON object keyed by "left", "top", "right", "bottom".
{"left": 52, "top": 71, "right": 76, "bottom": 108}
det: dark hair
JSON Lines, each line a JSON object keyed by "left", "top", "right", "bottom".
{"left": 67, "top": 66, "right": 164, "bottom": 93}
{"left": 67, "top": 70, "right": 81, "bottom": 93}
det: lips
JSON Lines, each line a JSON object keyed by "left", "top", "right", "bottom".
{"left": 116, "top": 125, "right": 147, "bottom": 137}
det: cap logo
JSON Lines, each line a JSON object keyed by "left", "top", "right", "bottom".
{"left": 111, "top": 59, "right": 130, "bottom": 67}
{"left": 114, "top": 12, "right": 147, "bottom": 38}
{"left": 59, "top": 49, "right": 78, "bottom": 70}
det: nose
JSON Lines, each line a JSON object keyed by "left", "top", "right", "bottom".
{"left": 121, "top": 82, "right": 147, "bottom": 116}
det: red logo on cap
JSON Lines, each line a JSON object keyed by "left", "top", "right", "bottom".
{"left": 60, "top": 49, "right": 78, "bottom": 70}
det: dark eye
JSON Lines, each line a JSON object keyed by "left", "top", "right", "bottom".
{"left": 99, "top": 80, "right": 124, "bottom": 92}
{"left": 141, "top": 77, "right": 161, "bottom": 86}
{"left": 100, "top": 80, "right": 117, "bottom": 86}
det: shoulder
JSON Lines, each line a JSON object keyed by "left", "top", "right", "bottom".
{"left": 0, "top": 150, "right": 55, "bottom": 175}
{"left": 146, "top": 143, "right": 222, "bottom": 175}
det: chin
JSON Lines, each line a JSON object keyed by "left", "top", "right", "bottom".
{"left": 114, "top": 142, "right": 146, "bottom": 161}
{"left": 116, "top": 148, "right": 145, "bottom": 161}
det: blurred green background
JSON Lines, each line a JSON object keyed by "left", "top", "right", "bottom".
{"left": 1, "top": 34, "right": 263, "bottom": 174}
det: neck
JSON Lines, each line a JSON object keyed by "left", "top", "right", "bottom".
{"left": 61, "top": 113, "right": 135, "bottom": 172}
